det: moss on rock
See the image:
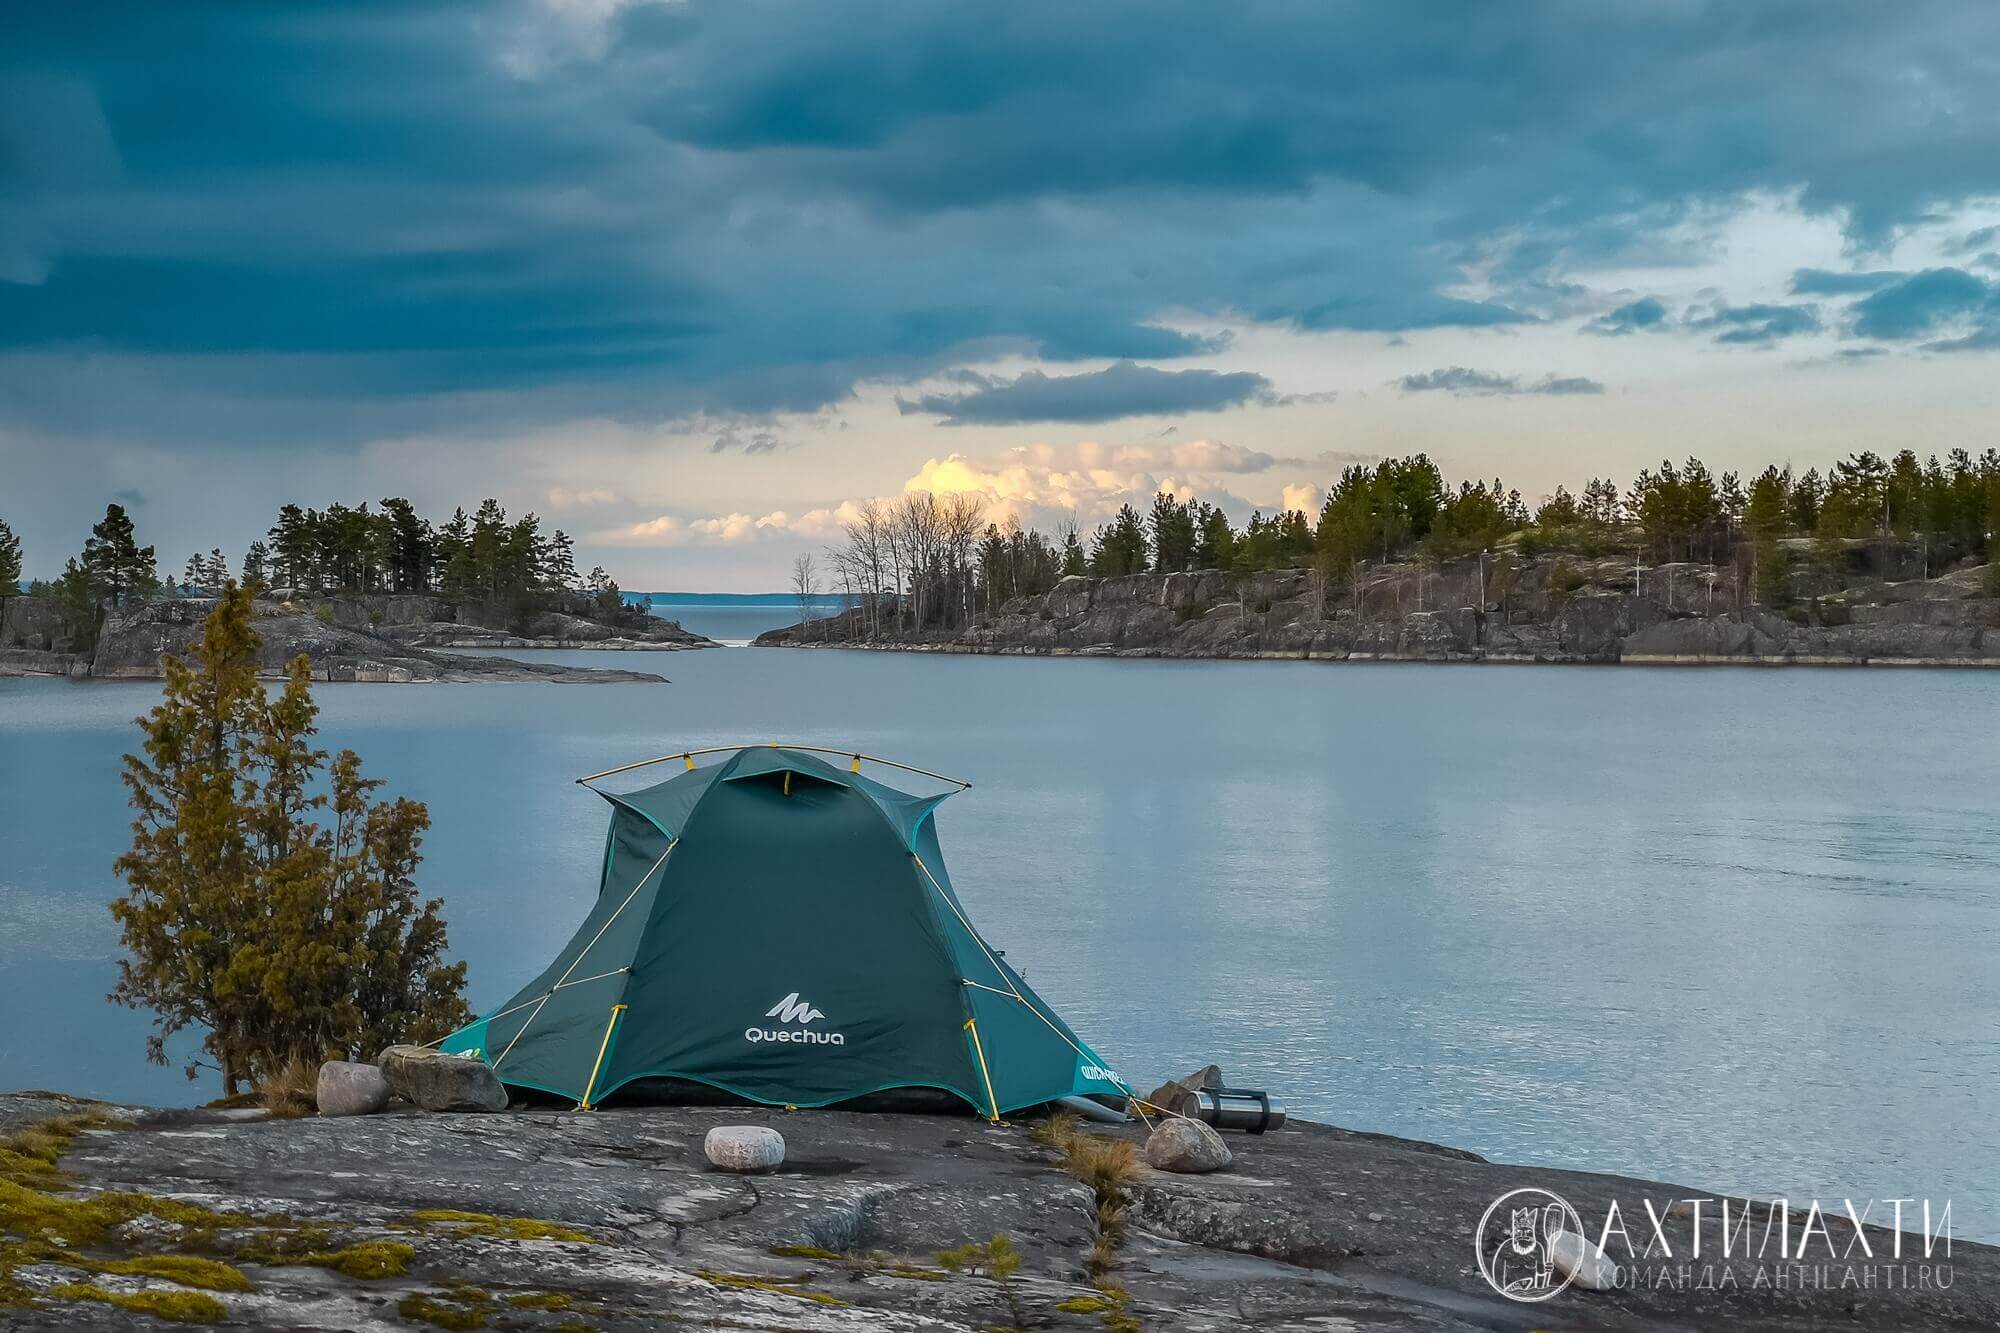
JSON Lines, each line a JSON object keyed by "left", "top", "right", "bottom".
{"left": 50, "top": 1281, "right": 229, "bottom": 1323}
{"left": 404, "top": 1209, "right": 598, "bottom": 1244}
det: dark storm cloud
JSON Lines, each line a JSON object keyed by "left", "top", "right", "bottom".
{"left": 1583, "top": 298, "right": 1671, "bottom": 336}
{"left": 1790, "top": 269, "right": 1904, "bottom": 296}
{"left": 1848, "top": 268, "right": 2000, "bottom": 346}
{"left": 1396, "top": 367, "right": 1604, "bottom": 397}
{"left": 4, "top": 0, "right": 2000, "bottom": 444}
{"left": 1684, "top": 302, "right": 1823, "bottom": 345}
{"left": 898, "top": 362, "right": 1274, "bottom": 425}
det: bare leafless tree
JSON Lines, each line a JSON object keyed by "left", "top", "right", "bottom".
{"left": 790, "top": 551, "right": 819, "bottom": 641}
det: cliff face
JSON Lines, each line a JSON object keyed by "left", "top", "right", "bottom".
{"left": 0, "top": 594, "right": 693, "bottom": 683}
{"left": 758, "top": 548, "right": 2000, "bottom": 666}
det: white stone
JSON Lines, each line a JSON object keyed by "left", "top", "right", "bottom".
{"left": 1143, "top": 1117, "right": 1232, "bottom": 1173}
{"left": 316, "top": 1060, "right": 391, "bottom": 1116}
{"left": 1548, "top": 1229, "right": 1619, "bottom": 1291}
{"left": 704, "top": 1125, "right": 785, "bottom": 1173}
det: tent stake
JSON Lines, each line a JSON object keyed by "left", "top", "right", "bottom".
{"left": 576, "top": 1003, "right": 629, "bottom": 1112}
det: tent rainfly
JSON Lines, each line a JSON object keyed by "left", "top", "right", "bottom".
{"left": 440, "top": 745, "right": 1127, "bottom": 1117}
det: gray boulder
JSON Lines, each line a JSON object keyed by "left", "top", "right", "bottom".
{"left": 376, "top": 1045, "right": 508, "bottom": 1113}
{"left": 1144, "top": 1118, "right": 1232, "bottom": 1173}
{"left": 315, "top": 1061, "right": 391, "bottom": 1117}
{"left": 704, "top": 1125, "right": 785, "bottom": 1173}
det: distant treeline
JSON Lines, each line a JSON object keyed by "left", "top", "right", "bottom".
{"left": 816, "top": 449, "right": 2000, "bottom": 636}
{"left": 2, "top": 497, "right": 650, "bottom": 651}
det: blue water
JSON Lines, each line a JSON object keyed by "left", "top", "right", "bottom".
{"left": 3, "top": 651, "right": 1996, "bottom": 1237}
{"left": 632, "top": 595, "right": 844, "bottom": 645}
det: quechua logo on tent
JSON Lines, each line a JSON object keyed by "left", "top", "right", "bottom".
{"left": 746, "top": 992, "right": 845, "bottom": 1046}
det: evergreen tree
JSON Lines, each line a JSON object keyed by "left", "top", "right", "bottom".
{"left": 470, "top": 499, "right": 509, "bottom": 599}
{"left": 242, "top": 540, "right": 270, "bottom": 588}
{"left": 543, "top": 529, "right": 580, "bottom": 592}
{"left": 81, "top": 503, "right": 158, "bottom": 607}
{"left": 1090, "top": 505, "right": 1150, "bottom": 576}
{"left": 111, "top": 585, "right": 469, "bottom": 1092}
{"left": 0, "top": 515, "right": 20, "bottom": 592}
{"left": 1744, "top": 466, "right": 1790, "bottom": 607}
{"left": 380, "top": 497, "right": 433, "bottom": 593}
{"left": 436, "top": 508, "right": 475, "bottom": 599}
{"left": 268, "top": 505, "right": 316, "bottom": 589}
{"left": 1148, "top": 492, "right": 1197, "bottom": 573}
{"left": 1193, "top": 501, "right": 1235, "bottom": 570}
{"left": 1060, "top": 529, "right": 1085, "bottom": 577}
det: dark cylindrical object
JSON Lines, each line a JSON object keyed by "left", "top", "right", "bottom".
{"left": 1179, "top": 1087, "right": 1286, "bottom": 1134}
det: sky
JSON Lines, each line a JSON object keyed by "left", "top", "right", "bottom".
{"left": 4, "top": 2, "right": 2000, "bottom": 591}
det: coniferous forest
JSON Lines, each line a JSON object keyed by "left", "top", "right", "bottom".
{"left": 3, "top": 497, "right": 650, "bottom": 653}
{"left": 820, "top": 448, "right": 2000, "bottom": 637}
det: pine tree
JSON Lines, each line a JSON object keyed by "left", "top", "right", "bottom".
{"left": 543, "top": 529, "right": 580, "bottom": 592}
{"left": 111, "top": 584, "right": 469, "bottom": 1093}
{"left": 82, "top": 503, "right": 157, "bottom": 607}
{"left": 1060, "top": 529, "right": 1085, "bottom": 577}
{"left": 0, "top": 515, "right": 20, "bottom": 592}
{"left": 1745, "top": 466, "right": 1790, "bottom": 607}
{"left": 242, "top": 540, "right": 269, "bottom": 589}
{"left": 379, "top": 497, "right": 432, "bottom": 593}
{"left": 267, "top": 505, "right": 315, "bottom": 590}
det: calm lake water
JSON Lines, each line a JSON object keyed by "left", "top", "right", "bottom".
{"left": 637, "top": 596, "right": 845, "bottom": 645}
{"left": 3, "top": 650, "right": 1996, "bottom": 1236}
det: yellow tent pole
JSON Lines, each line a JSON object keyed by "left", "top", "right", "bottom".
{"left": 964, "top": 1018, "right": 1001, "bottom": 1123}
{"left": 576, "top": 1004, "right": 629, "bottom": 1112}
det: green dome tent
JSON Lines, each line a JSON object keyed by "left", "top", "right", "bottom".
{"left": 440, "top": 745, "right": 1128, "bottom": 1118}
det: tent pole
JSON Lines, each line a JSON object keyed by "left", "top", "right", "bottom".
{"left": 576, "top": 1004, "right": 629, "bottom": 1112}
{"left": 575, "top": 744, "right": 971, "bottom": 790}
{"left": 964, "top": 1018, "right": 1001, "bottom": 1123}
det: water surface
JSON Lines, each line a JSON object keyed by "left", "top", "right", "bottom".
{"left": 2, "top": 651, "right": 1994, "bottom": 1236}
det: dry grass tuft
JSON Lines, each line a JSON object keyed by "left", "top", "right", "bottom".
{"left": 1029, "top": 1113, "right": 1140, "bottom": 1285}
{"left": 256, "top": 1057, "right": 321, "bottom": 1120}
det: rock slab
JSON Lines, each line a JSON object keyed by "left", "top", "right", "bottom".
{"left": 1144, "top": 1117, "right": 1233, "bottom": 1173}
{"left": 704, "top": 1124, "right": 785, "bottom": 1172}
{"left": 315, "top": 1061, "right": 390, "bottom": 1117}
{"left": 376, "top": 1045, "right": 509, "bottom": 1113}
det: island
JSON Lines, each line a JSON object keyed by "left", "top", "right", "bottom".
{"left": 0, "top": 591, "right": 715, "bottom": 684}
{"left": 756, "top": 540, "right": 2000, "bottom": 666}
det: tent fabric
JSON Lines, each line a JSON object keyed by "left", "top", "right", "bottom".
{"left": 441, "top": 746, "right": 1124, "bottom": 1115}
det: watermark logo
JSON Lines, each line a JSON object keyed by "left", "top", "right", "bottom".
{"left": 1474, "top": 1188, "right": 1953, "bottom": 1302}
{"left": 1476, "top": 1187, "right": 1584, "bottom": 1302}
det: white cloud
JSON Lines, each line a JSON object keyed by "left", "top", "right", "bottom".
{"left": 1281, "top": 483, "right": 1324, "bottom": 515}
{"left": 545, "top": 484, "right": 618, "bottom": 509}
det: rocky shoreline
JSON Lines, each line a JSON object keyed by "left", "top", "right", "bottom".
{"left": 0, "top": 593, "right": 717, "bottom": 684}
{"left": 755, "top": 542, "right": 2000, "bottom": 667}
{"left": 1, "top": 1089, "right": 1989, "bottom": 1331}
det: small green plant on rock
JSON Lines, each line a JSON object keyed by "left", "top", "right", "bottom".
{"left": 935, "top": 1233, "right": 1020, "bottom": 1280}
